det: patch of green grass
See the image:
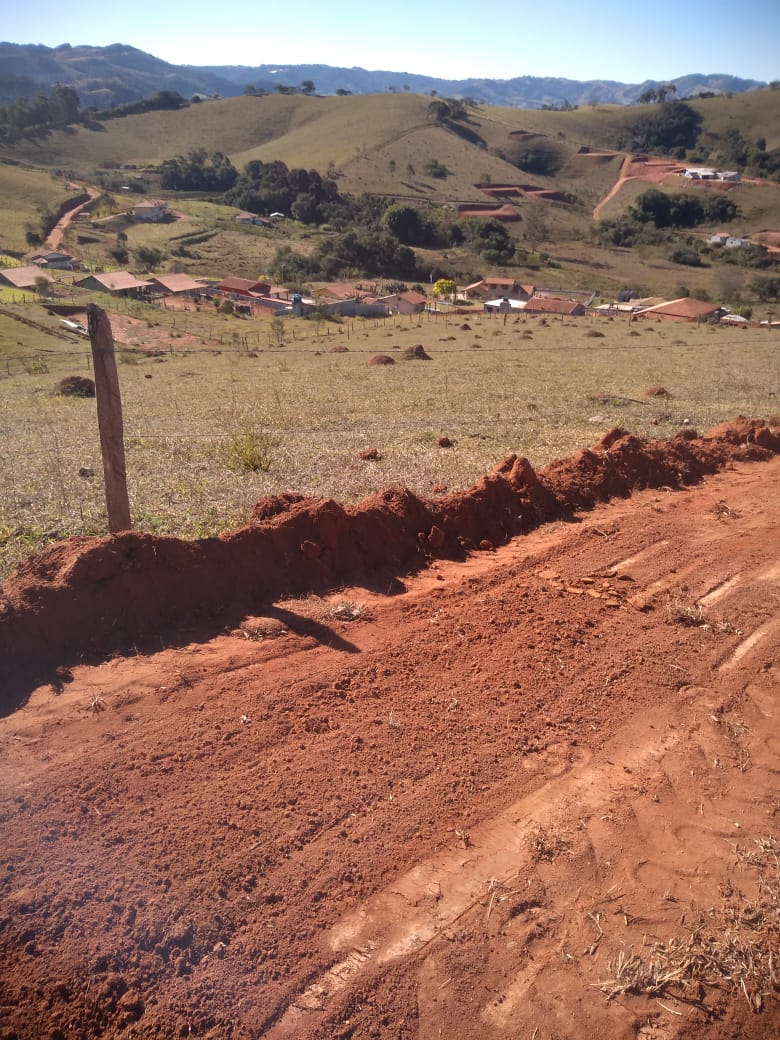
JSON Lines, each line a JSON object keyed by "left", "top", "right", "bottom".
{"left": 224, "top": 422, "right": 277, "bottom": 473}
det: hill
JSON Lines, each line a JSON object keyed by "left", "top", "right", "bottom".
{"left": 1, "top": 89, "right": 778, "bottom": 305}
{"left": 0, "top": 42, "right": 766, "bottom": 109}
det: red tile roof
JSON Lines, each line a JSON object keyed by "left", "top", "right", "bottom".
{"left": 523, "top": 297, "right": 584, "bottom": 315}
{"left": 636, "top": 297, "right": 720, "bottom": 320}
{"left": 148, "top": 274, "right": 203, "bottom": 294}
{"left": 76, "top": 271, "right": 151, "bottom": 292}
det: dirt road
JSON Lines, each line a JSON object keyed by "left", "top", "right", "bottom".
{"left": 45, "top": 185, "right": 101, "bottom": 252}
{"left": 1, "top": 424, "right": 778, "bottom": 1039}
{"left": 593, "top": 156, "right": 686, "bottom": 220}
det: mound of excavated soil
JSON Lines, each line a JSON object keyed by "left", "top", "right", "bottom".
{"left": 402, "top": 344, "right": 431, "bottom": 360}
{"left": 368, "top": 354, "right": 395, "bottom": 365}
{"left": 1, "top": 418, "right": 778, "bottom": 710}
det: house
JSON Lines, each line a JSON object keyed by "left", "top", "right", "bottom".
{"left": 313, "top": 282, "right": 380, "bottom": 302}
{"left": 146, "top": 274, "right": 204, "bottom": 297}
{"left": 74, "top": 271, "right": 151, "bottom": 297}
{"left": 235, "top": 212, "right": 270, "bottom": 227}
{"left": 0, "top": 265, "right": 54, "bottom": 290}
{"left": 132, "top": 199, "right": 169, "bottom": 222}
{"left": 215, "top": 277, "right": 272, "bottom": 298}
{"left": 26, "top": 250, "right": 78, "bottom": 270}
{"left": 684, "top": 167, "right": 716, "bottom": 180}
{"left": 710, "top": 232, "right": 751, "bottom": 248}
{"left": 633, "top": 297, "right": 723, "bottom": 323}
{"left": 523, "top": 297, "right": 585, "bottom": 316}
{"left": 463, "top": 279, "right": 534, "bottom": 301}
{"left": 381, "top": 290, "right": 427, "bottom": 315}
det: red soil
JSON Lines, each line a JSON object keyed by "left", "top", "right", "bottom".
{"left": 1, "top": 418, "right": 779, "bottom": 1039}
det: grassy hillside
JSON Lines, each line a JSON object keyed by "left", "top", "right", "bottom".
{"left": 0, "top": 164, "right": 75, "bottom": 253}
{"left": 1, "top": 90, "right": 778, "bottom": 303}
{"left": 3, "top": 89, "right": 778, "bottom": 193}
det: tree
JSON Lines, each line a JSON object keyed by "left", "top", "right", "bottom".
{"left": 33, "top": 275, "right": 54, "bottom": 299}
{"left": 300, "top": 80, "right": 316, "bottom": 96}
{"left": 424, "top": 158, "right": 450, "bottom": 180}
{"left": 524, "top": 207, "right": 548, "bottom": 251}
{"left": 134, "top": 245, "right": 165, "bottom": 269}
{"left": 433, "top": 278, "right": 457, "bottom": 299}
{"left": 383, "top": 204, "right": 425, "bottom": 244}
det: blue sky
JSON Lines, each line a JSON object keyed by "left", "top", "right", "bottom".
{"left": 2, "top": 0, "right": 777, "bottom": 84}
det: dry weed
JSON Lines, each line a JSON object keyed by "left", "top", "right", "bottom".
{"left": 323, "top": 599, "right": 372, "bottom": 622}
{"left": 528, "top": 825, "right": 572, "bottom": 863}
{"left": 597, "top": 833, "right": 780, "bottom": 1012}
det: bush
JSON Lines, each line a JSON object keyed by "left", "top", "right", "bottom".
{"left": 669, "top": 247, "right": 703, "bottom": 267}
{"left": 225, "top": 425, "right": 276, "bottom": 473}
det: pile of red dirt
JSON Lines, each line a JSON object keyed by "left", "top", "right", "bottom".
{"left": 1, "top": 418, "right": 778, "bottom": 710}
{"left": 401, "top": 344, "right": 431, "bottom": 360}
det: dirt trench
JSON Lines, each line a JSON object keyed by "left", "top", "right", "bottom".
{"left": 2, "top": 417, "right": 778, "bottom": 709}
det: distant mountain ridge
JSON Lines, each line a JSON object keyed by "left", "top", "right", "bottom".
{"left": 0, "top": 42, "right": 766, "bottom": 110}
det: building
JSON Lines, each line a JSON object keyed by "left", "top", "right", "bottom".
{"left": 132, "top": 199, "right": 170, "bottom": 222}
{"left": 26, "top": 250, "right": 78, "bottom": 270}
{"left": 0, "top": 265, "right": 54, "bottom": 290}
{"left": 214, "top": 277, "right": 272, "bottom": 299}
{"left": 381, "top": 290, "right": 427, "bottom": 315}
{"left": 483, "top": 297, "right": 527, "bottom": 313}
{"left": 463, "top": 278, "right": 534, "bottom": 301}
{"left": 146, "top": 274, "right": 205, "bottom": 297}
{"left": 523, "top": 297, "right": 586, "bottom": 316}
{"left": 235, "top": 212, "right": 270, "bottom": 227}
{"left": 74, "top": 271, "right": 151, "bottom": 297}
{"left": 633, "top": 297, "right": 723, "bottom": 323}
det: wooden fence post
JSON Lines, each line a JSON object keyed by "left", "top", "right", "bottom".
{"left": 88, "top": 304, "right": 132, "bottom": 533}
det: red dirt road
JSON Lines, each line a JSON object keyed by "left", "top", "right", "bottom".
{"left": 1, "top": 424, "right": 779, "bottom": 1039}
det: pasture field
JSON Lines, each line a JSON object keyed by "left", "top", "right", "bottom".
{"left": 1, "top": 302, "right": 777, "bottom": 578}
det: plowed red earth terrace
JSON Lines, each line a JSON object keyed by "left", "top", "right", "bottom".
{"left": 0, "top": 418, "right": 778, "bottom": 1040}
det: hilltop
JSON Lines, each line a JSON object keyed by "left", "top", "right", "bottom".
{"left": 0, "top": 42, "right": 766, "bottom": 109}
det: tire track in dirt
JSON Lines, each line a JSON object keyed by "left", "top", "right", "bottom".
{"left": 1, "top": 445, "right": 778, "bottom": 1040}
{"left": 265, "top": 480, "right": 780, "bottom": 1038}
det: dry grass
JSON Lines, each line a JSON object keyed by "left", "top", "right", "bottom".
{"left": 665, "top": 595, "right": 709, "bottom": 628}
{"left": 322, "top": 599, "right": 372, "bottom": 622}
{"left": 597, "top": 836, "right": 780, "bottom": 1012}
{"left": 0, "top": 304, "right": 777, "bottom": 580}
{"left": 528, "top": 825, "right": 572, "bottom": 863}
{"left": 0, "top": 164, "right": 74, "bottom": 252}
